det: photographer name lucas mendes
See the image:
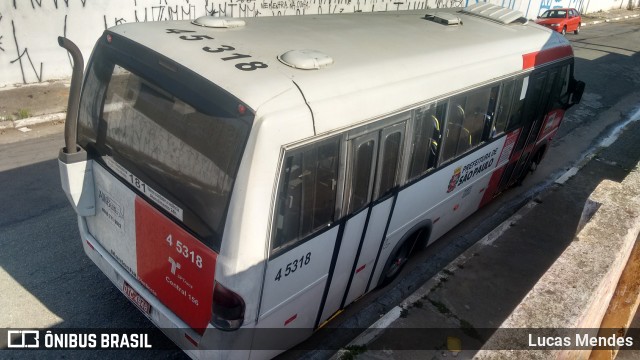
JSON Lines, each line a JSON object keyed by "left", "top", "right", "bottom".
{"left": 528, "top": 333, "right": 634, "bottom": 348}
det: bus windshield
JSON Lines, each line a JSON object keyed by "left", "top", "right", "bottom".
{"left": 77, "top": 38, "right": 252, "bottom": 251}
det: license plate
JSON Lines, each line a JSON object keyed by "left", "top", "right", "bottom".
{"left": 123, "top": 281, "right": 151, "bottom": 315}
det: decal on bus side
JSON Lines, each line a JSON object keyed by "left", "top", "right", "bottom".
{"left": 97, "top": 188, "right": 125, "bottom": 233}
{"left": 165, "top": 29, "right": 268, "bottom": 71}
{"left": 135, "top": 198, "right": 217, "bottom": 331}
{"left": 447, "top": 146, "right": 499, "bottom": 193}
{"left": 274, "top": 252, "right": 312, "bottom": 282}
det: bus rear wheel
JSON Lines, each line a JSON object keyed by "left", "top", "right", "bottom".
{"left": 378, "top": 238, "right": 414, "bottom": 287}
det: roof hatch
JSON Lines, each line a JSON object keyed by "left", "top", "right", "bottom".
{"left": 278, "top": 49, "right": 334, "bottom": 70}
{"left": 460, "top": 3, "right": 528, "bottom": 25}
{"left": 192, "top": 16, "right": 246, "bottom": 28}
{"left": 424, "top": 11, "right": 462, "bottom": 25}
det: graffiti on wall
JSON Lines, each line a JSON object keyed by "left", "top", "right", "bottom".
{"left": 0, "top": 0, "right": 616, "bottom": 86}
{"left": 537, "top": 0, "right": 586, "bottom": 16}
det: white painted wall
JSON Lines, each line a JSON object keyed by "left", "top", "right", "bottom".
{"left": 0, "top": 0, "right": 626, "bottom": 87}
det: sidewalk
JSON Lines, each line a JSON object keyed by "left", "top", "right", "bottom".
{"left": 336, "top": 114, "right": 640, "bottom": 359}
{"left": 0, "top": 80, "right": 69, "bottom": 131}
{"left": 581, "top": 7, "right": 640, "bottom": 26}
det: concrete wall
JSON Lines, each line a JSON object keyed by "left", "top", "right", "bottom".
{"left": 0, "top": 0, "right": 623, "bottom": 87}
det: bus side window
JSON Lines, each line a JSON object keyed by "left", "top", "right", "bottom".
{"left": 348, "top": 139, "right": 377, "bottom": 214}
{"left": 440, "top": 96, "right": 468, "bottom": 163}
{"left": 376, "top": 125, "right": 404, "bottom": 198}
{"left": 464, "top": 86, "right": 493, "bottom": 145}
{"left": 505, "top": 77, "right": 526, "bottom": 132}
{"left": 408, "top": 102, "right": 445, "bottom": 180}
{"left": 482, "top": 86, "right": 500, "bottom": 140}
{"left": 377, "top": 133, "right": 400, "bottom": 196}
{"left": 551, "top": 65, "right": 570, "bottom": 110}
{"left": 441, "top": 86, "right": 499, "bottom": 163}
{"left": 493, "top": 80, "right": 516, "bottom": 136}
{"left": 273, "top": 137, "right": 340, "bottom": 252}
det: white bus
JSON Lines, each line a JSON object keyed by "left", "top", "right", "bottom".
{"left": 58, "top": 3, "right": 584, "bottom": 359}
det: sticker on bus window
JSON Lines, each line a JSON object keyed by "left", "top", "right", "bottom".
{"left": 104, "top": 157, "right": 184, "bottom": 221}
{"left": 520, "top": 76, "right": 529, "bottom": 100}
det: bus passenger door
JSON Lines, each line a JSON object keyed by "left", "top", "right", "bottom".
{"left": 505, "top": 71, "right": 549, "bottom": 186}
{"left": 511, "top": 68, "right": 559, "bottom": 183}
{"left": 318, "top": 122, "right": 406, "bottom": 324}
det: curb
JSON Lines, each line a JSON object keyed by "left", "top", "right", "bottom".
{"left": 0, "top": 112, "right": 66, "bottom": 130}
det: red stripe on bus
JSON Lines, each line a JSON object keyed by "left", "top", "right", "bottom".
{"left": 356, "top": 264, "right": 366, "bottom": 274}
{"left": 86, "top": 240, "right": 95, "bottom": 251}
{"left": 184, "top": 333, "right": 198, "bottom": 347}
{"left": 284, "top": 314, "right": 297, "bottom": 326}
{"left": 522, "top": 46, "right": 573, "bottom": 69}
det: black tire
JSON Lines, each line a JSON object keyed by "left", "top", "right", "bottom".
{"left": 378, "top": 238, "right": 414, "bottom": 287}
{"left": 574, "top": 25, "right": 580, "bottom": 35}
{"left": 561, "top": 26, "right": 567, "bottom": 35}
{"left": 515, "top": 159, "right": 536, "bottom": 186}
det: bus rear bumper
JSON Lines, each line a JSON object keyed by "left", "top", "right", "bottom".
{"left": 77, "top": 216, "right": 251, "bottom": 360}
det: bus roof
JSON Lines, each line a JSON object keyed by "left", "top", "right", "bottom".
{"left": 109, "top": 7, "right": 571, "bottom": 134}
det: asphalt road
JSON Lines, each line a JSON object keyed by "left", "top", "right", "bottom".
{"left": 0, "top": 18, "right": 639, "bottom": 360}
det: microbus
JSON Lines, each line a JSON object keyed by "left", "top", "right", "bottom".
{"left": 58, "top": 3, "right": 584, "bottom": 359}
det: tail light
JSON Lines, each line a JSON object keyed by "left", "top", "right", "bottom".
{"left": 211, "top": 281, "right": 245, "bottom": 331}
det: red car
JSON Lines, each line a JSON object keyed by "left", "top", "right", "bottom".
{"left": 535, "top": 8, "right": 582, "bottom": 35}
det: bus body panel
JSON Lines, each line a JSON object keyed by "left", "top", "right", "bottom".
{"left": 87, "top": 162, "right": 218, "bottom": 331}
{"left": 78, "top": 218, "right": 236, "bottom": 358}
{"left": 386, "top": 136, "right": 507, "bottom": 242}
{"left": 258, "top": 226, "right": 338, "bottom": 323}
{"left": 344, "top": 197, "right": 394, "bottom": 305}
{"left": 318, "top": 209, "right": 369, "bottom": 324}
{"left": 218, "top": 88, "right": 314, "bottom": 325}
{"left": 367, "top": 136, "right": 507, "bottom": 288}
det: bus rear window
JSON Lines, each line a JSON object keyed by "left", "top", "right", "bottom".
{"left": 78, "top": 41, "right": 252, "bottom": 251}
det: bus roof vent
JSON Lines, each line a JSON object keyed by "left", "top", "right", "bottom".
{"left": 460, "top": 3, "right": 528, "bottom": 25}
{"left": 192, "top": 16, "right": 246, "bottom": 28}
{"left": 278, "top": 49, "right": 334, "bottom": 70}
{"left": 424, "top": 11, "right": 462, "bottom": 25}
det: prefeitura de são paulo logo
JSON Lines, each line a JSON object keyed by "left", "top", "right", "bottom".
{"left": 446, "top": 147, "right": 498, "bottom": 194}
{"left": 447, "top": 167, "right": 462, "bottom": 193}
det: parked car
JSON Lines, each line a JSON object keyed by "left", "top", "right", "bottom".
{"left": 535, "top": 8, "right": 582, "bottom": 35}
